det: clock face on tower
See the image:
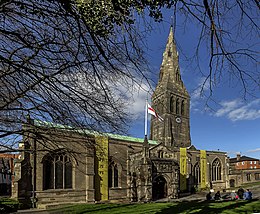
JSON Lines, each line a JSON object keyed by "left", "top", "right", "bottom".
{"left": 176, "top": 117, "right": 182, "bottom": 124}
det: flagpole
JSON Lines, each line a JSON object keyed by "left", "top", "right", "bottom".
{"left": 144, "top": 99, "right": 148, "bottom": 137}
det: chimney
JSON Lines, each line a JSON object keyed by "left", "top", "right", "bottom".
{"left": 236, "top": 153, "right": 241, "bottom": 161}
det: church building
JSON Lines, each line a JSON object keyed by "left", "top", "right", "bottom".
{"left": 12, "top": 28, "right": 229, "bottom": 208}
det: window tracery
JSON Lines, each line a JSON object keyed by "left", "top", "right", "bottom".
{"left": 108, "top": 161, "right": 119, "bottom": 188}
{"left": 43, "top": 152, "right": 72, "bottom": 190}
{"left": 212, "top": 159, "right": 221, "bottom": 181}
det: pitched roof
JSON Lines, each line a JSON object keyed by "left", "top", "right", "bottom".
{"left": 33, "top": 120, "right": 158, "bottom": 145}
{"left": 229, "top": 155, "right": 259, "bottom": 163}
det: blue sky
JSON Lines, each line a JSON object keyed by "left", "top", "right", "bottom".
{"left": 126, "top": 11, "right": 260, "bottom": 159}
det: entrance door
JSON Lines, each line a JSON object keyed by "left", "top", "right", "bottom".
{"left": 152, "top": 176, "right": 167, "bottom": 200}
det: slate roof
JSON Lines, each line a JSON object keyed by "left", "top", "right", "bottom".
{"left": 229, "top": 155, "right": 259, "bottom": 163}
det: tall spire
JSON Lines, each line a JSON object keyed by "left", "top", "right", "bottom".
{"left": 161, "top": 26, "right": 178, "bottom": 67}
{"left": 159, "top": 27, "right": 183, "bottom": 87}
{"left": 150, "top": 26, "right": 191, "bottom": 147}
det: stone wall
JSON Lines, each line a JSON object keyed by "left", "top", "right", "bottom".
{"left": 12, "top": 123, "right": 229, "bottom": 207}
{"left": 229, "top": 169, "right": 260, "bottom": 187}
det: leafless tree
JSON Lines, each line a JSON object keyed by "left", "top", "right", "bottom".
{"left": 0, "top": 0, "right": 259, "bottom": 152}
{"left": 175, "top": 0, "right": 259, "bottom": 98}
{"left": 0, "top": 0, "right": 170, "bottom": 151}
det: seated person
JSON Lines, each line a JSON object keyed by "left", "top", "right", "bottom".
{"left": 214, "top": 191, "right": 221, "bottom": 200}
{"left": 237, "top": 187, "right": 244, "bottom": 199}
{"left": 243, "top": 189, "right": 252, "bottom": 200}
{"left": 230, "top": 191, "right": 238, "bottom": 200}
{"left": 206, "top": 192, "right": 212, "bottom": 201}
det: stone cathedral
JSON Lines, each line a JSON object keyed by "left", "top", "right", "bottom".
{"left": 12, "top": 28, "right": 228, "bottom": 207}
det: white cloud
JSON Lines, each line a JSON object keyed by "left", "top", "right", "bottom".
{"left": 215, "top": 99, "right": 260, "bottom": 121}
{"left": 127, "top": 83, "right": 152, "bottom": 118}
{"left": 191, "top": 77, "right": 210, "bottom": 100}
{"left": 65, "top": 69, "right": 154, "bottom": 121}
{"left": 215, "top": 99, "right": 242, "bottom": 117}
{"left": 247, "top": 148, "right": 260, "bottom": 153}
{"left": 111, "top": 75, "right": 154, "bottom": 120}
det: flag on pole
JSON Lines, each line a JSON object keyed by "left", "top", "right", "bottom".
{"left": 144, "top": 100, "right": 163, "bottom": 136}
{"left": 147, "top": 103, "right": 164, "bottom": 122}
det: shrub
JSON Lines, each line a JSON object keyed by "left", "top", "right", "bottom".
{"left": 0, "top": 198, "right": 20, "bottom": 213}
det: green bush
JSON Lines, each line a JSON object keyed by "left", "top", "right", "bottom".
{"left": 0, "top": 198, "right": 20, "bottom": 213}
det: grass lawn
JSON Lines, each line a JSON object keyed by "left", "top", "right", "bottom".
{"left": 49, "top": 200, "right": 260, "bottom": 214}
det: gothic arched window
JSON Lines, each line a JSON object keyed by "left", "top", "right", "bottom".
{"left": 43, "top": 152, "right": 72, "bottom": 190}
{"left": 108, "top": 161, "right": 119, "bottom": 188}
{"left": 181, "top": 100, "right": 185, "bottom": 115}
{"left": 170, "top": 97, "right": 174, "bottom": 113}
{"left": 212, "top": 159, "right": 222, "bottom": 181}
{"left": 194, "top": 162, "right": 200, "bottom": 185}
{"left": 176, "top": 98, "right": 180, "bottom": 114}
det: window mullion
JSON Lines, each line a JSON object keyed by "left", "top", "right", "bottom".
{"left": 63, "top": 156, "right": 65, "bottom": 189}
{"left": 54, "top": 159, "right": 56, "bottom": 189}
{"left": 112, "top": 166, "right": 114, "bottom": 188}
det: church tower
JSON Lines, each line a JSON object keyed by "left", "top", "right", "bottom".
{"left": 150, "top": 27, "right": 191, "bottom": 148}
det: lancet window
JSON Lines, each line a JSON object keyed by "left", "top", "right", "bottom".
{"left": 170, "top": 96, "right": 174, "bottom": 113}
{"left": 181, "top": 100, "right": 185, "bottom": 115}
{"left": 194, "top": 162, "right": 200, "bottom": 184}
{"left": 108, "top": 161, "right": 119, "bottom": 188}
{"left": 212, "top": 158, "right": 221, "bottom": 181}
{"left": 176, "top": 98, "right": 180, "bottom": 114}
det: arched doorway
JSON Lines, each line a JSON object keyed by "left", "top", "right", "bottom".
{"left": 152, "top": 176, "right": 167, "bottom": 200}
{"left": 230, "top": 179, "right": 235, "bottom": 188}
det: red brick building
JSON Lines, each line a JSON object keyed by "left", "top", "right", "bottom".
{"left": 228, "top": 154, "right": 260, "bottom": 187}
{"left": 230, "top": 154, "right": 260, "bottom": 170}
{"left": 0, "top": 153, "right": 18, "bottom": 195}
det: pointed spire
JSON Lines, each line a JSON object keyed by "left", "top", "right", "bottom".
{"left": 156, "top": 26, "right": 189, "bottom": 95}
{"left": 158, "top": 27, "right": 186, "bottom": 89}
{"left": 161, "top": 26, "right": 179, "bottom": 69}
